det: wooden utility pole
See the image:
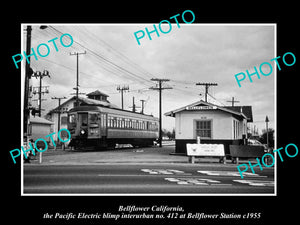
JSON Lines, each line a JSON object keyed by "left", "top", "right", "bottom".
{"left": 195, "top": 82, "right": 218, "bottom": 102}
{"left": 227, "top": 97, "right": 240, "bottom": 106}
{"left": 117, "top": 85, "right": 129, "bottom": 110}
{"left": 32, "top": 70, "right": 50, "bottom": 117}
{"left": 70, "top": 51, "right": 86, "bottom": 107}
{"left": 52, "top": 97, "right": 67, "bottom": 132}
{"left": 24, "top": 25, "right": 32, "bottom": 139}
{"left": 150, "top": 78, "right": 172, "bottom": 147}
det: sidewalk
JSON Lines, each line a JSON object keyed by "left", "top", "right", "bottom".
{"left": 25, "top": 146, "right": 239, "bottom": 165}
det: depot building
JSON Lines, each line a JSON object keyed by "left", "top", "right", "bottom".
{"left": 164, "top": 100, "right": 253, "bottom": 155}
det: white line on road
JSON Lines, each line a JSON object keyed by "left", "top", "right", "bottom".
{"left": 198, "top": 171, "right": 267, "bottom": 177}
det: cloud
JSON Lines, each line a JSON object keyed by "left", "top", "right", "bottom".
{"left": 26, "top": 24, "right": 275, "bottom": 132}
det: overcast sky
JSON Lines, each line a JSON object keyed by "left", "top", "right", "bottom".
{"left": 24, "top": 24, "right": 275, "bottom": 134}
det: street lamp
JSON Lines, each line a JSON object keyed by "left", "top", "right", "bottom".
{"left": 265, "top": 116, "right": 269, "bottom": 149}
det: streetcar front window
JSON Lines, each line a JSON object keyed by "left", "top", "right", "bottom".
{"left": 80, "top": 113, "right": 88, "bottom": 126}
{"left": 68, "top": 114, "right": 76, "bottom": 124}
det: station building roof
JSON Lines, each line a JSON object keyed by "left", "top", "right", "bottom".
{"left": 165, "top": 100, "right": 253, "bottom": 122}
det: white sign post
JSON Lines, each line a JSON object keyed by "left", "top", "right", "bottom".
{"left": 39, "top": 148, "right": 42, "bottom": 164}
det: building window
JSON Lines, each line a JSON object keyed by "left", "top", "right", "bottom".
{"left": 233, "top": 120, "right": 240, "bottom": 139}
{"left": 195, "top": 120, "right": 212, "bottom": 139}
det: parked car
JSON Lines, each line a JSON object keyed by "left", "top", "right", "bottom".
{"left": 247, "top": 139, "right": 268, "bottom": 152}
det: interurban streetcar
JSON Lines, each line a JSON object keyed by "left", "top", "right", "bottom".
{"left": 67, "top": 105, "right": 159, "bottom": 150}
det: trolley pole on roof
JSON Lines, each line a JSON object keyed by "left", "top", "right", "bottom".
{"left": 129, "top": 96, "right": 140, "bottom": 113}
{"left": 150, "top": 78, "right": 172, "bottom": 147}
{"left": 140, "top": 99, "right": 146, "bottom": 114}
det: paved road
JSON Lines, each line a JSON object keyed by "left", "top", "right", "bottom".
{"left": 23, "top": 164, "right": 274, "bottom": 194}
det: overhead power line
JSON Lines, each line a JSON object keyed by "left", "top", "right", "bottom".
{"left": 49, "top": 26, "right": 155, "bottom": 86}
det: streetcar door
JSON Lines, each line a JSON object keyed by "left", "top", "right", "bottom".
{"left": 100, "top": 113, "right": 107, "bottom": 137}
{"left": 88, "top": 112, "right": 101, "bottom": 138}
{"left": 78, "top": 113, "right": 88, "bottom": 137}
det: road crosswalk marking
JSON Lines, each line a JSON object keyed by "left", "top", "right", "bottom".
{"left": 141, "top": 169, "right": 273, "bottom": 187}
{"left": 233, "top": 180, "right": 274, "bottom": 187}
{"left": 141, "top": 169, "right": 190, "bottom": 175}
{"left": 197, "top": 171, "right": 266, "bottom": 177}
{"left": 164, "top": 177, "right": 232, "bottom": 186}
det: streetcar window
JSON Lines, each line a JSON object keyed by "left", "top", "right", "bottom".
{"left": 89, "top": 113, "right": 98, "bottom": 123}
{"left": 80, "top": 114, "right": 88, "bottom": 126}
{"left": 108, "top": 117, "right": 111, "bottom": 127}
{"left": 68, "top": 114, "right": 76, "bottom": 123}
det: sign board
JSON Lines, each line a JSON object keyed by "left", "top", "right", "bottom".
{"left": 186, "top": 144, "right": 225, "bottom": 156}
{"left": 186, "top": 105, "right": 217, "bottom": 111}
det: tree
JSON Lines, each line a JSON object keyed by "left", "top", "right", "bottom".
{"left": 162, "top": 128, "right": 175, "bottom": 140}
{"left": 259, "top": 128, "right": 274, "bottom": 148}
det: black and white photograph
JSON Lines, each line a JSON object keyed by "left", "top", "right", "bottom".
{"left": 20, "top": 23, "right": 276, "bottom": 195}
{"left": 4, "top": 4, "right": 299, "bottom": 225}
